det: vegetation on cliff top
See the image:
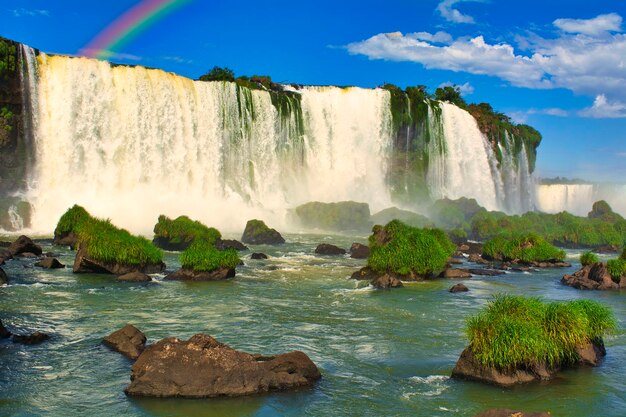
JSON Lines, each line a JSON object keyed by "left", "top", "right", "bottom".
{"left": 56, "top": 205, "right": 163, "bottom": 265}
{"left": 467, "top": 295, "right": 616, "bottom": 369}
{"left": 294, "top": 201, "right": 371, "bottom": 231}
{"left": 153, "top": 215, "right": 221, "bottom": 245}
{"left": 482, "top": 234, "right": 565, "bottom": 263}
{"left": 0, "top": 40, "right": 17, "bottom": 80}
{"left": 367, "top": 220, "right": 455, "bottom": 276}
{"left": 180, "top": 240, "right": 240, "bottom": 272}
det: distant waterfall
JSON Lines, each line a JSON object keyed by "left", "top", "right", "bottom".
{"left": 536, "top": 184, "right": 626, "bottom": 216}
{"left": 15, "top": 53, "right": 538, "bottom": 234}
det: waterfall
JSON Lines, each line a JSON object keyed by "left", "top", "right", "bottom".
{"left": 9, "top": 52, "right": 540, "bottom": 235}
{"left": 536, "top": 184, "right": 626, "bottom": 216}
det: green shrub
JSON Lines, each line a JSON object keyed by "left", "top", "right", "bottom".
{"left": 482, "top": 233, "right": 565, "bottom": 262}
{"left": 198, "top": 66, "right": 235, "bottom": 82}
{"left": 580, "top": 252, "right": 599, "bottom": 266}
{"left": 467, "top": 295, "right": 616, "bottom": 370}
{"left": 367, "top": 220, "right": 455, "bottom": 276}
{"left": 607, "top": 259, "right": 626, "bottom": 280}
{"left": 180, "top": 240, "right": 240, "bottom": 272}
{"left": 55, "top": 205, "right": 163, "bottom": 265}
{"left": 153, "top": 215, "right": 221, "bottom": 245}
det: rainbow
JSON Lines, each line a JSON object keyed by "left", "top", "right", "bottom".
{"left": 81, "top": 0, "right": 192, "bottom": 60}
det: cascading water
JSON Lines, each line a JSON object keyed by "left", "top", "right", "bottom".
{"left": 536, "top": 184, "right": 626, "bottom": 216}
{"left": 13, "top": 51, "right": 539, "bottom": 235}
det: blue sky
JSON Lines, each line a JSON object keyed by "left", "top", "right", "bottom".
{"left": 1, "top": 0, "right": 625, "bottom": 182}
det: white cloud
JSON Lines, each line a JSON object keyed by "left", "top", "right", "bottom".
{"left": 439, "top": 81, "right": 474, "bottom": 95}
{"left": 346, "top": 13, "right": 626, "bottom": 117}
{"left": 554, "top": 13, "right": 622, "bottom": 36}
{"left": 436, "top": 0, "right": 480, "bottom": 24}
{"left": 579, "top": 94, "right": 626, "bottom": 118}
{"left": 12, "top": 8, "right": 49, "bottom": 17}
{"left": 163, "top": 56, "right": 194, "bottom": 64}
{"left": 411, "top": 31, "right": 453, "bottom": 44}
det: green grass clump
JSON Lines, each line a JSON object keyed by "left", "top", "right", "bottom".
{"left": 153, "top": 215, "right": 221, "bottom": 245}
{"left": 607, "top": 259, "right": 626, "bottom": 280}
{"left": 367, "top": 220, "right": 455, "bottom": 276}
{"left": 55, "top": 205, "right": 162, "bottom": 265}
{"left": 580, "top": 252, "right": 600, "bottom": 266}
{"left": 482, "top": 233, "right": 565, "bottom": 262}
{"left": 180, "top": 240, "right": 240, "bottom": 272}
{"left": 621, "top": 247, "right": 626, "bottom": 260}
{"left": 467, "top": 295, "right": 616, "bottom": 370}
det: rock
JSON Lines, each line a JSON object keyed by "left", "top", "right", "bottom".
{"left": 125, "top": 334, "right": 321, "bottom": 398}
{"left": 0, "top": 267, "right": 7, "bottom": 285}
{"left": 448, "top": 258, "right": 464, "bottom": 265}
{"left": 449, "top": 283, "right": 469, "bottom": 292}
{"left": 593, "top": 244, "right": 620, "bottom": 254}
{"left": 117, "top": 272, "right": 152, "bottom": 282}
{"left": 103, "top": 324, "right": 146, "bottom": 360}
{"left": 314, "top": 244, "right": 346, "bottom": 255}
{"left": 349, "top": 243, "right": 370, "bottom": 259}
{"left": 165, "top": 267, "right": 235, "bottom": 281}
{"left": 215, "top": 239, "right": 248, "bottom": 251}
{"left": 241, "top": 220, "right": 285, "bottom": 245}
{"left": 527, "top": 261, "right": 571, "bottom": 268}
{"left": 8, "top": 235, "right": 42, "bottom": 257}
{"left": 73, "top": 246, "right": 166, "bottom": 275}
{"left": 54, "top": 231, "right": 78, "bottom": 249}
{"left": 468, "top": 268, "right": 505, "bottom": 276}
{"left": 562, "top": 262, "right": 618, "bottom": 290}
{"left": 0, "top": 319, "right": 11, "bottom": 338}
{"left": 440, "top": 268, "right": 471, "bottom": 279}
{"left": 35, "top": 257, "right": 65, "bottom": 269}
{"left": 17, "top": 252, "right": 38, "bottom": 258}
{"left": 371, "top": 274, "right": 403, "bottom": 289}
{"left": 251, "top": 252, "right": 268, "bottom": 260}
{"left": 473, "top": 409, "right": 552, "bottom": 417}
{"left": 452, "top": 340, "right": 606, "bottom": 386}
{"left": 0, "top": 247, "right": 11, "bottom": 262}
{"left": 350, "top": 266, "right": 379, "bottom": 281}
{"left": 12, "top": 331, "right": 50, "bottom": 345}
{"left": 468, "top": 254, "right": 490, "bottom": 265}
{"left": 458, "top": 244, "right": 470, "bottom": 252}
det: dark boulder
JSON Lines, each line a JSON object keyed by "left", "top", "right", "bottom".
{"left": 0, "top": 247, "right": 11, "bottom": 263}
{"left": 562, "top": 262, "right": 619, "bottom": 290}
{"left": 449, "top": 283, "right": 469, "bottom": 292}
{"left": 12, "top": 331, "right": 50, "bottom": 345}
{"left": 468, "top": 254, "right": 490, "bottom": 265}
{"left": 35, "top": 257, "right": 65, "bottom": 269}
{"left": 8, "top": 235, "right": 42, "bottom": 257}
{"left": 215, "top": 239, "right": 248, "bottom": 251}
{"left": 526, "top": 260, "right": 571, "bottom": 268}
{"left": 103, "top": 324, "right": 146, "bottom": 360}
{"left": 151, "top": 237, "right": 189, "bottom": 252}
{"left": 73, "top": 246, "right": 165, "bottom": 275}
{"left": 125, "top": 334, "right": 321, "bottom": 398}
{"left": 314, "top": 244, "right": 346, "bottom": 255}
{"left": 241, "top": 220, "right": 285, "bottom": 245}
{"left": 117, "top": 272, "right": 152, "bottom": 282}
{"left": 0, "top": 267, "right": 7, "bottom": 285}
{"left": 458, "top": 242, "right": 482, "bottom": 255}
{"left": 593, "top": 244, "right": 620, "bottom": 254}
{"left": 350, "top": 266, "right": 379, "bottom": 281}
{"left": 251, "top": 252, "right": 268, "bottom": 260}
{"left": 349, "top": 243, "right": 369, "bottom": 259}
{"left": 473, "top": 409, "right": 552, "bottom": 417}
{"left": 165, "top": 267, "right": 235, "bottom": 281}
{"left": 0, "top": 319, "right": 11, "bottom": 339}
{"left": 440, "top": 268, "right": 471, "bottom": 279}
{"left": 452, "top": 340, "right": 605, "bottom": 386}
{"left": 371, "top": 274, "right": 403, "bottom": 289}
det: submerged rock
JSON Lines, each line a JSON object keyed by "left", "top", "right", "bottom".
{"left": 562, "top": 262, "right": 621, "bottom": 290}
{"left": 117, "top": 272, "right": 152, "bottom": 282}
{"left": 473, "top": 409, "right": 552, "bottom": 417}
{"left": 451, "top": 340, "right": 605, "bottom": 387}
{"left": 73, "top": 247, "right": 165, "bottom": 275}
{"left": 215, "top": 239, "right": 248, "bottom": 251}
{"left": 12, "top": 331, "right": 50, "bottom": 345}
{"left": 103, "top": 324, "right": 146, "bottom": 360}
{"left": 8, "top": 235, "right": 42, "bottom": 257}
{"left": 371, "top": 274, "right": 403, "bottom": 289}
{"left": 35, "top": 257, "right": 65, "bottom": 269}
{"left": 241, "top": 220, "right": 285, "bottom": 245}
{"left": 449, "top": 283, "right": 469, "bottom": 293}
{"left": 349, "top": 242, "right": 370, "bottom": 259}
{"left": 251, "top": 252, "right": 268, "bottom": 260}
{"left": 314, "top": 244, "right": 346, "bottom": 255}
{"left": 165, "top": 267, "right": 235, "bottom": 281}
{"left": 350, "top": 266, "right": 379, "bottom": 281}
{"left": 125, "top": 334, "right": 321, "bottom": 398}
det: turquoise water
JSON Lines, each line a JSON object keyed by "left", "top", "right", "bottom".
{"left": 0, "top": 234, "right": 624, "bottom": 417}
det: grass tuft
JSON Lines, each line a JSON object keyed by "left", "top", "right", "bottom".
{"left": 367, "top": 220, "right": 455, "bottom": 276}
{"left": 482, "top": 233, "right": 565, "bottom": 263}
{"left": 580, "top": 252, "right": 599, "bottom": 266}
{"left": 180, "top": 240, "right": 240, "bottom": 272}
{"left": 467, "top": 295, "right": 616, "bottom": 370}
{"left": 153, "top": 215, "right": 221, "bottom": 245}
{"left": 606, "top": 259, "right": 626, "bottom": 280}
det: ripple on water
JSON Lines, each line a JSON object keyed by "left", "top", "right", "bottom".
{"left": 402, "top": 375, "right": 451, "bottom": 399}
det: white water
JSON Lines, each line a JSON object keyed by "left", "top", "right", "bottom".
{"left": 27, "top": 55, "right": 395, "bottom": 234}
{"left": 536, "top": 184, "right": 626, "bottom": 216}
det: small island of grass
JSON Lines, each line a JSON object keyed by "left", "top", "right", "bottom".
{"left": 482, "top": 233, "right": 566, "bottom": 266}
{"left": 166, "top": 240, "right": 241, "bottom": 281}
{"left": 153, "top": 214, "right": 221, "bottom": 251}
{"left": 452, "top": 295, "right": 616, "bottom": 386}
{"left": 54, "top": 205, "right": 164, "bottom": 275}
